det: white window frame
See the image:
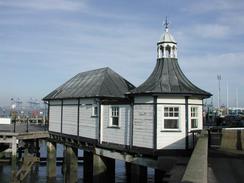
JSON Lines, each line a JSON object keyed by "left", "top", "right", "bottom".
{"left": 190, "top": 106, "right": 198, "bottom": 129}
{"left": 162, "top": 106, "right": 180, "bottom": 131}
{"left": 109, "top": 106, "right": 120, "bottom": 127}
{"left": 91, "top": 105, "right": 98, "bottom": 117}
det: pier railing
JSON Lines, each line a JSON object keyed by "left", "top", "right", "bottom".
{"left": 0, "top": 122, "right": 47, "bottom": 133}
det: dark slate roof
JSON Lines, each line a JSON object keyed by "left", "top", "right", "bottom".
{"left": 43, "top": 67, "right": 135, "bottom": 100}
{"left": 130, "top": 58, "right": 211, "bottom": 98}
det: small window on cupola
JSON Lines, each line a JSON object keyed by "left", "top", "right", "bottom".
{"left": 166, "top": 45, "right": 171, "bottom": 57}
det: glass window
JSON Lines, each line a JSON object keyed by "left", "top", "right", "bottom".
{"left": 163, "top": 107, "right": 179, "bottom": 129}
{"left": 191, "top": 107, "right": 198, "bottom": 117}
{"left": 92, "top": 106, "right": 98, "bottom": 116}
{"left": 111, "top": 106, "right": 119, "bottom": 126}
{"left": 191, "top": 107, "right": 198, "bottom": 128}
{"left": 164, "top": 119, "right": 178, "bottom": 129}
{"left": 191, "top": 119, "right": 198, "bottom": 128}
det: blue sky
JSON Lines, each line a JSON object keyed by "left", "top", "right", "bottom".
{"left": 0, "top": 0, "right": 244, "bottom": 107}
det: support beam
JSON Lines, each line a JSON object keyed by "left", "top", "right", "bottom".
{"left": 126, "top": 163, "right": 147, "bottom": 183}
{"left": 93, "top": 154, "right": 115, "bottom": 183}
{"left": 62, "top": 146, "right": 66, "bottom": 176}
{"left": 83, "top": 151, "right": 115, "bottom": 183}
{"left": 47, "top": 141, "right": 56, "bottom": 179}
{"left": 126, "top": 162, "right": 131, "bottom": 183}
{"left": 35, "top": 139, "right": 40, "bottom": 157}
{"left": 155, "top": 169, "right": 165, "bottom": 183}
{"left": 83, "top": 151, "right": 93, "bottom": 183}
{"left": 64, "top": 146, "right": 78, "bottom": 183}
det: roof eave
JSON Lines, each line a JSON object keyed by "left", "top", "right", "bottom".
{"left": 127, "top": 91, "right": 212, "bottom": 99}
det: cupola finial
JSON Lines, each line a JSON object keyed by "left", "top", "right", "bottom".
{"left": 164, "top": 16, "right": 169, "bottom": 31}
{"left": 157, "top": 17, "right": 177, "bottom": 59}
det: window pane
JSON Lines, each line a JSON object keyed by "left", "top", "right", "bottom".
{"left": 174, "top": 112, "right": 179, "bottom": 117}
{"left": 93, "top": 106, "right": 98, "bottom": 116}
{"left": 164, "top": 112, "right": 168, "bottom": 117}
{"left": 191, "top": 119, "right": 198, "bottom": 128}
{"left": 112, "top": 117, "right": 119, "bottom": 126}
{"left": 112, "top": 107, "right": 119, "bottom": 117}
{"left": 191, "top": 107, "right": 198, "bottom": 117}
{"left": 174, "top": 107, "right": 179, "bottom": 112}
{"left": 164, "top": 107, "right": 169, "bottom": 112}
{"left": 169, "top": 108, "right": 173, "bottom": 112}
{"left": 164, "top": 119, "right": 178, "bottom": 129}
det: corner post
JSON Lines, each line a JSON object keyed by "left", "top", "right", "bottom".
{"left": 153, "top": 96, "right": 158, "bottom": 150}
{"left": 185, "top": 96, "right": 189, "bottom": 150}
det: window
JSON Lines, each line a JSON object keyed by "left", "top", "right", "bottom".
{"left": 92, "top": 106, "right": 98, "bottom": 117}
{"left": 111, "top": 106, "right": 119, "bottom": 126}
{"left": 191, "top": 107, "right": 198, "bottom": 128}
{"left": 163, "top": 107, "right": 179, "bottom": 129}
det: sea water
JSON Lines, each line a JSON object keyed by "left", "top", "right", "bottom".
{"left": 0, "top": 141, "right": 154, "bottom": 183}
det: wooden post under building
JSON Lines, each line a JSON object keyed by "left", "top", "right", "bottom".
{"left": 47, "top": 141, "right": 56, "bottom": 179}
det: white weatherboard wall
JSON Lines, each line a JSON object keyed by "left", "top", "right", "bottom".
{"left": 49, "top": 100, "right": 62, "bottom": 133}
{"left": 102, "top": 105, "right": 131, "bottom": 145}
{"left": 79, "top": 99, "right": 98, "bottom": 140}
{"left": 157, "top": 97, "right": 186, "bottom": 149}
{"left": 133, "top": 96, "right": 154, "bottom": 148}
{"left": 62, "top": 100, "right": 78, "bottom": 136}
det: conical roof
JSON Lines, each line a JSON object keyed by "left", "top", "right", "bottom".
{"left": 43, "top": 67, "right": 135, "bottom": 100}
{"left": 159, "top": 29, "right": 176, "bottom": 44}
{"left": 130, "top": 58, "right": 211, "bottom": 98}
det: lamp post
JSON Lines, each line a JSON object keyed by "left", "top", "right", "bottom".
{"left": 217, "top": 75, "right": 221, "bottom": 109}
{"left": 226, "top": 81, "right": 229, "bottom": 115}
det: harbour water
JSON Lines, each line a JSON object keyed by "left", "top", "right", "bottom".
{"left": 0, "top": 141, "right": 154, "bottom": 183}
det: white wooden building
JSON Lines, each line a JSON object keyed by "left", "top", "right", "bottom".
{"left": 44, "top": 24, "right": 211, "bottom": 154}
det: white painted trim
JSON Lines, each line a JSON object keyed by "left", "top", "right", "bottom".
{"left": 100, "top": 105, "right": 104, "bottom": 143}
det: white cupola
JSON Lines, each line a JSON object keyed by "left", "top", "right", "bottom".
{"left": 157, "top": 18, "right": 177, "bottom": 59}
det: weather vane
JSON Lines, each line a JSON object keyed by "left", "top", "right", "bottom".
{"left": 164, "top": 16, "right": 169, "bottom": 29}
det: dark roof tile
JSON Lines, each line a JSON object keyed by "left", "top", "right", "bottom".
{"left": 130, "top": 58, "right": 211, "bottom": 98}
{"left": 43, "top": 67, "right": 135, "bottom": 100}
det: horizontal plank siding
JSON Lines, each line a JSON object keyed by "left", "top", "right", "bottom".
{"left": 133, "top": 105, "right": 154, "bottom": 148}
{"left": 62, "top": 106, "right": 78, "bottom": 135}
{"left": 79, "top": 101, "right": 98, "bottom": 139}
{"left": 49, "top": 106, "right": 61, "bottom": 133}
{"left": 102, "top": 105, "right": 131, "bottom": 145}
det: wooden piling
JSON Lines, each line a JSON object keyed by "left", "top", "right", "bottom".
{"left": 47, "top": 141, "right": 56, "bottom": 179}
{"left": 64, "top": 146, "right": 78, "bottom": 183}
{"left": 126, "top": 163, "right": 147, "bottom": 183}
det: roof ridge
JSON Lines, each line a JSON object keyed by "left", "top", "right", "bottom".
{"left": 97, "top": 67, "right": 111, "bottom": 96}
